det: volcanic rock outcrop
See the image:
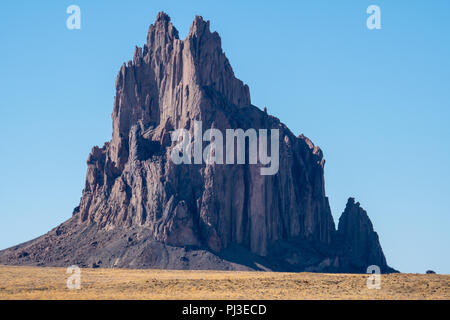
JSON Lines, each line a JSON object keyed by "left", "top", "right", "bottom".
{"left": 0, "top": 13, "right": 396, "bottom": 273}
{"left": 334, "top": 198, "right": 391, "bottom": 273}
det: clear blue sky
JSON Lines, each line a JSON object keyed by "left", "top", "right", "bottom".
{"left": 0, "top": 0, "right": 449, "bottom": 274}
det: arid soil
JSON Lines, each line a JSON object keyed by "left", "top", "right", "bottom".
{"left": 0, "top": 265, "right": 448, "bottom": 300}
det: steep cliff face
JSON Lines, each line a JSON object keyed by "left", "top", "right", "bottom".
{"left": 0, "top": 13, "right": 395, "bottom": 273}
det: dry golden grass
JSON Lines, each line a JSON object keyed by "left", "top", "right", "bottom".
{"left": 0, "top": 265, "right": 448, "bottom": 300}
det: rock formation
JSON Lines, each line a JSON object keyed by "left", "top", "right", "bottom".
{"left": 0, "top": 13, "right": 396, "bottom": 273}
{"left": 334, "top": 198, "right": 391, "bottom": 273}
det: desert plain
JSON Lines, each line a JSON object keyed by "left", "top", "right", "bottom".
{"left": 0, "top": 265, "right": 448, "bottom": 300}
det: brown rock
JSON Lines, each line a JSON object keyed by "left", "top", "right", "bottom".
{"left": 76, "top": 12, "right": 335, "bottom": 257}
{"left": 0, "top": 13, "right": 395, "bottom": 273}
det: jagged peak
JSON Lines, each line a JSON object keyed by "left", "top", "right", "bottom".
{"left": 188, "top": 15, "right": 212, "bottom": 37}
{"left": 339, "top": 197, "right": 372, "bottom": 230}
{"left": 347, "top": 197, "right": 355, "bottom": 204}
{"left": 156, "top": 11, "right": 170, "bottom": 22}
{"left": 133, "top": 46, "right": 143, "bottom": 65}
{"left": 345, "top": 197, "right": 363, "bottom": 211}
{"left": 146, "top": 12, "right": 179, "bottom": 48}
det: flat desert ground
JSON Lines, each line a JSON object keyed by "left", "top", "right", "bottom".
{"left": 0, "top": 265, "right": 448, "bottom": 300}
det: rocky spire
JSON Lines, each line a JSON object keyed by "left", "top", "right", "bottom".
{"left": 146, "top": 12, "right": 179, "bottom": 48}
{"left": 184, "top": 16, "right": 251, "bottom": 107}
{"left": 336, "top": 198, "right": 392, "bottom": 272}
{"left": 74, "top": 12, "right": 336, "bottom": 255}
{"left": 110, "top": 13, "right": 251, "bottom": 168}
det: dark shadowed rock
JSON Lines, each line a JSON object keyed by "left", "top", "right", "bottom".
{"left": 335, "top": 198, "right": 396, "bottom": 273}
{"left": 0, "top": 13, "right": 396, "bottom": 273}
